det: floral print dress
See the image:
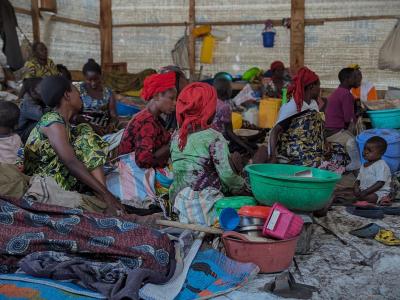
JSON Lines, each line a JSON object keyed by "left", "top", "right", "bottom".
{"left": 24, "top": 112, "right": 109, "bottom": 190}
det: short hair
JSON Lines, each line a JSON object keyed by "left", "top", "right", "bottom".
{"left": 338, "top": 68, "right": 355, "bottom": 83}
{"left": 0, "top": 100, "right": 20, "bottom": 128}
{"left": 213, "top": 77, "right": 232, "bottom": 100}
{"left": 20, "top": 77, "right": 42, "bottom": 97}
{"left": 82, "top": 58, "right": 101, "bottom": 75}
{"left": 40, "top": 76, "right": 72, "bottom": 108}
{"left": 366, "top": 136, "right": 387, "bottom": 154}
{"left": 57, "top": 64, "right": 72, "bottom": 81}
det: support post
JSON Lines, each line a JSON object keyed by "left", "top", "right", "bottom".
{"left": 31, "top": 0, "right": 40, "bottom": 42}
{"left": 100, "top": 0, "right": 113, "bottom": 67}
{"left": 290, "top": 0, "right": 305, "bottom": 72}
{"left": 188, "top": 0, "right": 196, "bottom": 80}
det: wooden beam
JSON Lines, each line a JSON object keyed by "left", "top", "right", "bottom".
{"left": 100, "top": 0, "right": 113, "bottom": 67}
{"left": 114, "top": 22, "right": 187, "bottom": 28}
{"left": 14, "top": 6, "right": 99, "bottom": 28}
{"left": 31, "top": 0, "right": 40, "bottom": 42}
{"left": 188, "top": 0, "right": 196, "bottom": 80}
{"left": 290, "top": 0, "right": 305, "bottom": 72}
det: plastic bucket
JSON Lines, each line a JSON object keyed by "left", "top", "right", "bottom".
{"left": 366, "top": 108, "right": 400, "bottom": 129}
{"left": 200, "top": 34, "right": 215, "bottom": 64}
{"left": 215, "top": 196, "right": 256, "bottom": 216}
{"left": 219, "top": 208, "right": 240, "bottom": 231}
{"left": 259, "top": 98, "right": 282, "bottom": 128}
{"left": 231, "top": 112, "right": 243, "bottom": 130}
{"left": 262, "top": 31, "right": 276, "bottom": 48}
{"left": 222, "top": 231, "right": 298, "bottom": 273}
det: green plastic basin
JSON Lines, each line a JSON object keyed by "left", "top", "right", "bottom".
{"left": 215, "top": 196, "right": 257, "bottom": 216}
{"left": 245, "top": 164, "right": 341, "bottom": 211}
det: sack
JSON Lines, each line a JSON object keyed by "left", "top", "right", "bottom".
{"left": 171, "top": 35, "right": 190, "bottom": 70}
{"left": 378, "top": 20, "right": 400, "bottom": 71}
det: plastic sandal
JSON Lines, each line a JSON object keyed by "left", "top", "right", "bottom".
{"left": 353, "top": 201, "right": 377, "bottom": 208}
{"left": 381, "top": 207, "right": 400, "bottom": 216}
{"left": 374, "top": 229, "right": 400, "bottom": 246}
{"left": 346, "top": 206, "right": 384, "bottom": 219}
{"left": 349, "top": 223, "right": 382, "bottom": 239}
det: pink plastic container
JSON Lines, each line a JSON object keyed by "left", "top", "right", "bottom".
{"left": 262, "top": 203, "right": 304, "bottom": 240}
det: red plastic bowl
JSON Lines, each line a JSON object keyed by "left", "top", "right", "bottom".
{"left": 238, "top": 205, "right": 271, "bottom": 219}
{"left": 222, "top": 231, "right": 298, "bottom": 273}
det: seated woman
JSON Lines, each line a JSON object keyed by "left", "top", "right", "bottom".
{"left": 24, "top": 76, "right": 124, "bottom": 215}
{"left": 17, "top": 77, "right": 48, "bottom": 143}
{"left": 264, "top": 61, "right": 291, "bottom": 98}
{"left": 23, "top": 42, "right": 59, "bottom": 79}
{"left": 107, "top": 72, "right": 177, "bottom": 208}
{"left": 78, "top": 59, "right": 117, "bottom": 133}
{"left": 268, "top": 67, "right": 324, "bottom": 167}
{"left": 170, "top": 82, "right": 247, "bottom": 226}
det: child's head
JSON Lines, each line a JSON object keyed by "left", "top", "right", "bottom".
{"left": 363, "top": 136, "right": 387, "bottom": 162}
{"left": 213, "top": 77, "right": 232, "bottom": 101}
{"left": 21, "top": 77, "right": 43, "bottom": 102}
{"left": 0, "top": 100, "right": 20, "bottom": 132}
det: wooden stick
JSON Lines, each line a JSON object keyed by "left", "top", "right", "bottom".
{"left": 290, "top": 0, "right": 305, "bottom": 72}
{"left": 188, "top": 0, "right": 196, "bottom": 80}
{"left": 31, "top": 0, "right": 40, "bottom": 42}
{"left": 100, "top": 0, "right": 113, "bottom": 66}
{"left": 156, "top": 220, "right": 223, "bottom": 235}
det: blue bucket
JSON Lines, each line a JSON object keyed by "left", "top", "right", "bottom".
{"left": 116, "top": 101, "right": 140, "bottom": 117}
{"left": 262, "top": 31, "right": 276, "bottom": 48}
{"left": 219, "top": 208, "right": 240, "bottom": 231}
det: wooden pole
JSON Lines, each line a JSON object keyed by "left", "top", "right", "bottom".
{"left": 290, "top": 0, "right": 305, "bottom": 72}
{"left": 31, "top": 0, "right": 40, "bottom": 42}
{"left": 188, "top": 0, "right": 196, "bottom": 80}
{"left": 100, "top": 0, "right": 113, "bottom": 67}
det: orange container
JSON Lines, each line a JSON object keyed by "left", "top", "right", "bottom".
{"left": 200, "top": 34, "right": 216, "bottom": 64}
{"left": 238, "top": 206, "right": 271, "bottom": 219}
{"left": 222, "top": 231, "right": 298, "bottom": 273}
{"left": 259, "top": 98, "right": 282, "bottom": 129}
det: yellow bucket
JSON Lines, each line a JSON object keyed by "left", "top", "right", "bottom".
{"left": 192, "top": 25, "right": 212, "bottom": 37}
{"left": 200, "top": 34, "right": 216, "bottom": 64}
{"left": 259, "top": 98, "right": 282, "bottom": 128}
{"left": 232, "top": 112, "right": 243, "bottom": 130}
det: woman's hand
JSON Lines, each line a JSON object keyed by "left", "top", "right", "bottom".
{"left": 101, "top": 192, "right": 126, "bottom": 216}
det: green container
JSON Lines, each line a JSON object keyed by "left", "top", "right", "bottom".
{"left": 215, "top": 196, "right": 257, "bottom": 216}
{"left": 245, "top": 164, "right": 341, "bottom": 212}
{"left": 366, "top": 108, "right": 400, "bottom": 129}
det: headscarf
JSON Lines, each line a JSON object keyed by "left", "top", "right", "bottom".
{"left": 287, "top": 67, "right": 319, "bottom": 113}
{"left": 270, "top": 61, "right": 285, "bottom": 72}
{"left": 348, "top": 64, "right": 360, "bottom": 70}
{"left": 140, "top": 72, "right": 176, "bottom": 101}
{"left": 176, "top": 82, "right": 217, "bottom": 151}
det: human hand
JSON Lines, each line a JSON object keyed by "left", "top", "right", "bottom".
{"left": 353, "top": 186, "right": 362, "bottom": 198}
{"left": 102, "top": 193, "right": 126, "bottom": 216}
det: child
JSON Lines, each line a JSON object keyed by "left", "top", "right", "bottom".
{"left": 17, "top": 77, "right": 46, "bottom": 143}
{"left": 354, "top": 136, "right": 392, "bottom": 205}
{"left": 212, "top": 77, "right": 255, "bottom": 154}
{"left": 0, "top": 100, "right": 23, "bottom": 165}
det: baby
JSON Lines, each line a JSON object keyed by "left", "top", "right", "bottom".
{"left": 0, "top": 100, "right": 23, "bottom": 166}
{"left": 354, "top": 136, "right": 392, "bottom": 205}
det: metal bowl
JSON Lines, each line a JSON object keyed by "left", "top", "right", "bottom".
{"left": 239, "top": 216, "right": 266, "bottom": 227}
{"left": 238, "top": 225, "right": 264, "bottom": 237}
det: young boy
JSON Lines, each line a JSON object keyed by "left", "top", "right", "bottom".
{"left": 354, "top": 136, "right": 392, "bottom": 205}
{"left": 0, "top": 100, "right": 22, "bottom": 165}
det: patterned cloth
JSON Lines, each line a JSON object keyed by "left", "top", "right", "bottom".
{"left": 212, "top": 98, "right": 232, "bottom": 134}
{"left": 264, "top": 79, "right": 291, "bottom": 98}
{"left": 118, "top": 109, "right": 170, "bottom": 168}
{"left": 170, "top": 129, "right": 245, "bottom": 225}
{"left": 79, "top": 82, "right": 113, "bottom": 112}
{"left": 23, "top": 58, "right": 59, "bottom": 79}
{"left": 0, "top": 196, "right": 175, "bottom": 299}
{"left": 24, "top": 112, "right": 109, "bottom": 191}
{"left": 277, "top": 111, "right": 325, "bottom": 167}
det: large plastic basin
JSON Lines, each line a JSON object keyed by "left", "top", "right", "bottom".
{"left": 245, "top": 164, "right": 341, "bottom": 211}
{"left": 366, "top": 108, "right": 400, "bottom": 129}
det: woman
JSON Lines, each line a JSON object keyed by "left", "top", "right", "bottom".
{"left": 23, "top": 42, "right": 59, "bottom": 79}
{"left": 349, "top": 64, "right": 378, "bottom": 102}
{"left": 268, "top": 67, "right": 324, "bottom": 166}
{"left": 107, "top": 72, "right": 177, "bottom": 208}
{"left": 24, "top": 76, "right": 124, "bottom": 215}
{"left": 264, "top": 60, "right": 291, "bottom": 98}
{"left": 79, "top": 59, "right": 117, "bottom": 118}
{"left": 17, "top": 77, "right": 47, "bottom": 143}
{"left": 170, "top": 82, "right": 246, "bottom": 226}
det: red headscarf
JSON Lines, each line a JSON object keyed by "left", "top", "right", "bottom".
{"left": 176, "top": 82, "right": 217, "bottom": 151}
{"left": 288, "top": 67, "right": 319, "bottom": 112}
{"left": 140, "top": 72, "right": 176, "bottom": 101}
{"left": 270, "top": 61, "right": 285, "bottom": 72}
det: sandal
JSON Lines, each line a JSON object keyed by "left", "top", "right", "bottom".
{"left": 349, "top": 223, "right": 382, "bottom": 239}
{"left": 346, "top": 206, "right": 384, "bottom": 219}
{"left": 374, "top": 229, "right": 400, "bottom": 246}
